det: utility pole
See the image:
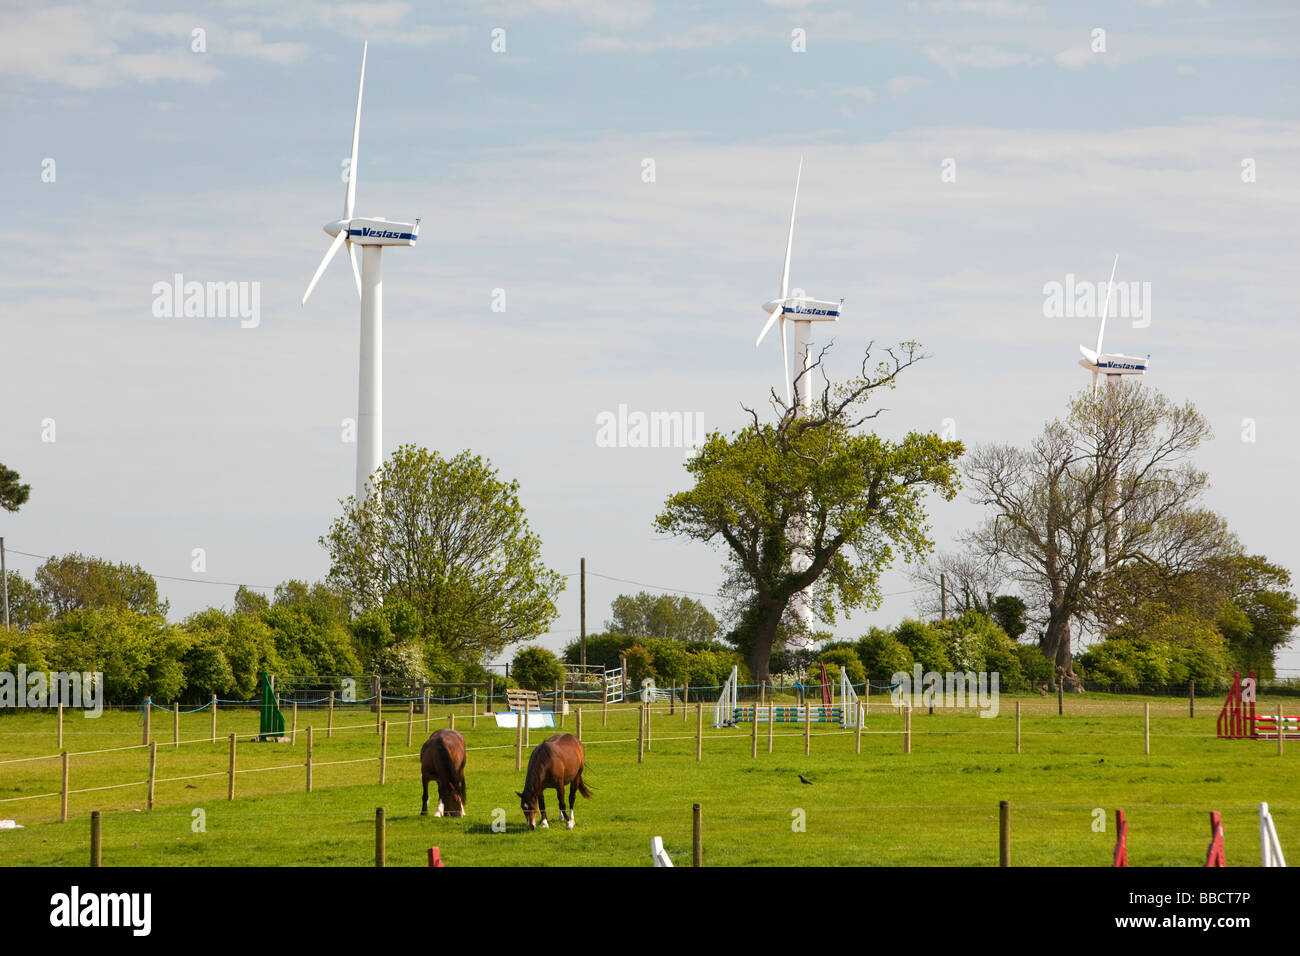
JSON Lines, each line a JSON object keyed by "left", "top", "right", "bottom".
{"left": 939, "top": 572, "right": 947, "bottom": 620}
{"left": 580, "top": 557, "right": 587, "bottom": 668}
{"left": 1, "top": 537, "right": 9, "bottom": 629}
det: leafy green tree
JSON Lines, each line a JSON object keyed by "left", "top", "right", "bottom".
{"left": 655, "top": 344, "right": 963, "bottom": 683}
{"left": 607, "top": 591, "right": 718, "bottom": 643}
{"left": 0, "top": 463, "right": 30, "bottom": 513}
{"left": 34, "top": 553, "right": 168, "bottom": 618}
{"left": 1221, "top": 555, "right": 1297, "bottom": 679}
{"left": 894, "top": 619, "right": 952, "bottom": 673}
{"left": 511, "top": 645, "right": 565, "bottom": 692}
{"left": 39, "top": 608, "right": 187, "bottom": 702}
{"left": 990, "top": 596, "right": 1028, "bottom": 641}
{"left": 2, "top": 571, "right": 51, "bottom": 629}
{"left": 964, "top": 383, "right": 1225, "bottom": 683}
{"left": 321, "top": 445, "right": 564, "bottom": 663}
{"left": 855, "top": 628, "right": 914, "bottom": 682}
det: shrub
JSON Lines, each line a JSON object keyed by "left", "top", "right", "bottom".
{"left": 894, "top": 619, "right": 952, "bottom": 673}
{"left": 819, "top": 646, "right": 865, "bottom": 686}
{"left": 511, "top": 645, "right": 566, "bottom": 692}
{"left": 855, "top": 629, "right": 914, "bottom": 682}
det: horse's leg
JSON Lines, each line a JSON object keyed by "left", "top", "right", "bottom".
{"left": 567, "top": 781, "right": 577, "bottom": 829}
{"left": 538, "top": 789, "right": 549, "bottom": 828}
{"left": 435, "top": 780, "right": 445, "bottom": 818}
{"left": 421, "top": 775, "right": 429, "bottom": 815}
{"left": 556, "top": 784, "right": 568, "bottom": 827}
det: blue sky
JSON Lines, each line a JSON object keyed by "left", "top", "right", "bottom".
{"left": 2, "top": 0, "right": 1298, "bottom": 672}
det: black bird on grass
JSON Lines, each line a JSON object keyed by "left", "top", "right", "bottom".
{"left": 798, "top": 774, "right": 813, "bottom": 785}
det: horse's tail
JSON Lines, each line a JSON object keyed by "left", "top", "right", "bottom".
{"left": 576, "top": 754, "right": 593, "bottom": 799}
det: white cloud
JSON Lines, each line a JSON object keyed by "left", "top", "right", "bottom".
{"left": 924, "top": 43, "right": 1043, "bottom": 75}
{"left": 888, "top": 75, "right": 930, "bottom": 97}
{"left": 834, "top": 86, "right": 875, "bottom": 102}
{"left": 927, "top": 0, "right": 1045, "bottom": 21}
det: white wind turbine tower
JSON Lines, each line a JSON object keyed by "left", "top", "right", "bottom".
{"left": 301, "top": 42, "right": 419, "bottom": 505}
{"left": 755, "top": 158, "right": 844, "bottom": 412}
{"left": 1078, "top": 255, "right": 1148, "bottom": 396}
{"left": 754, "top": 159, "right": 844, "bottom": 634}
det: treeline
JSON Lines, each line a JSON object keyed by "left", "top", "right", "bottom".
{"left": 0, "top": 555, "right": 503, "bottom": 704}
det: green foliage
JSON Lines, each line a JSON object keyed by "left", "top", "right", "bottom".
{"left": 321, "top": 445, "right": 564, "bottom": 662}
{"left": 34, "top": 553, "right": 168, "bottom": 618}
{"left": 894, "top": 619, "right": 952, "bottom": 673}
{"left": 511, "top": 645, "right": 565, "bottom": 692}
{"left": 3, "top": 572, "right": 51, "bottom": 629}
{"left": 1077, "top": 610, "right": 1233, "bottom": 687}
{"left": 818, "top": 646, "right": 865, "bottom": 685}
{"left": 1221, "top": 555, "right": 1298, "bottom": 679}
{"left": 990, "top": 595, "right": 1028, "bottom": 641}
{"left": 653, "top": 344, "right": 964, "bottom": 683}
{"left": 607, "top": 591, "right": 718, "bottom": 643}
{"left": 622, "top": 644, "right": 654, "bottom": 688}
{"left": 1015, "top": 644, "right": 1055, "bottom": 684}
{"left": 855, "top": 629, "right": 914, "bottom": 682}
{"left": 34, "top": 608, "right": 187, "bottom": 702}
{"left": 562, "top": 632, "right": 634, "bottom": 670}
{"left": 934, "top": 611, "right": 1024, "bottom": 686}
{"left": 0, "top": 462, "right": 30, "bottom": 512}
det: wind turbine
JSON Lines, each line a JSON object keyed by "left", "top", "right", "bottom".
{"left": 755, "top": 158, "right": 844, "bottom": 411}
{"left": 753, "top": 159, "right": 844, "bottom": 636}
{"left": 1078, "top": 255, "right": 1148, "bottom": 395}
{"left": 301, "top": 41, "right": 419, "bottom": 505}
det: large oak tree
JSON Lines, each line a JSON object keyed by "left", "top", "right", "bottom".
{"left": 655, "top": 344, "right": 963, "bottom": 684}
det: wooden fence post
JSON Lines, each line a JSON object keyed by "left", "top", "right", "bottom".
{"left": 173, "top": 701, "right": 179, "bottom": 748}
{"left": 1189, "top": 679, "right": 1195, "bottom": 718}
{"left": 328, "top": 691, "right": 334, "bottom": 739}
{"left": 449, "top": 712, "right": 455, "bottom": 732}
{"left": 524, "top": 698, "right": 530, "bottom": 748}
{"left": 291, "top": 701, "right": 298, "bottom": 747}
{"left": 683, "top": 682, "right": 690, "bottom": 721}
{"left": 227, "top": 733, "right": 236, "bottom": 800}
{"left": 60, "top": 751, "right": 69, "bottom": 823}
{"left": 1016, "top": 700, "right": 1021, "bottom": 754}
{"left": 58, "top": 702, "right": 63, "bottom": 749}
{"left": 425, "top": 691, "right": 431, "bottom": 734}
{"left": 210, "top": 696, "right": 217, "bottom": 743}
{"left": 143, "top": 698, "right": 151, "bottom": 745}
{"left": 1144, "top": 702, "right": 1150, "bottom": 755}
{"left": 646, "top": 699, "right": 652, "bottom": 751}
{"left": 670, "top": 682, "right": 676, "bottom": 717}
{"left": 407, "top": 701, "right": 414, "bottom": 748}
{"left": 488, "top": 678, "right": 495, "bottom": 714}
{"left": 90, "top": 811, "right": 101, "bottom": 868}
{"left": 999, "top": 800, "right": 1010, "bottom": 867}
{"left": 375, "top": 807, "right": 386, "bottom": 868}
{"left": 638, "top": 704, "right": 645, "bottom": 764}
{"left": 472, "top": 690, "right": 478, "bottom": 729}
{"left": 147, "top": 741, "right": 157, "bottom": 810}
{"left": 379, "top": 721, "right": 388, "bottom": 784}
{"left": 306, "top": 725, "right": 313, "bottom": 793}
{"left": 575, "top": 707, "right": 583, "bottom": 743}
{"left": 904, "top": 705, "right": 912, "bottom": 754}
{"left": 376, "top": 681, "right": 382, "bottom": 734}
{"left": 692, "top": 803, "right": 702, "bottom": 867}
{"left": 751, "top": 701, "right": 758, "bottom": 758}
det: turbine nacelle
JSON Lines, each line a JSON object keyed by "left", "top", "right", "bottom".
{"left": 323, "top": 218, "right": 419, "bottom": 244}
{"left": 1078, "top": 353, "right": 1150, "bottom": 375}
{"left": 762, "top": 297, "right": 842, "bottom": 321}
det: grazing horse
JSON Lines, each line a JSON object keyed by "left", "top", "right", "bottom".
{"left": 420, "top": 729, "right": 467, "bottom": 817}
{"left": 517, "top": 733, "right": 591, "bottom": 830}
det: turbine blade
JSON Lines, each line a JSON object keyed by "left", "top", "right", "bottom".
{"left": 779, "top": 157, "right": 802, "bottom": 300}
{"left": 302, "top": 230, "right": 347, "bottom": 305}
{"left": 755, "top": 310, "right": 778, "bottom": 347}
{"left": 348, "top": 240, "right": 362, "bottom": 298}
{"left": 344, "top": 41, "right": 367, "bottom": 220}
{"left": 1096, "top": 254, "right": 1118, "bottom": 356}
{"left": 780, "top": 314, "right": 791, "bottom": 407}
{"left": 1079, "top": 345, "right": 1098, "bottom": 364}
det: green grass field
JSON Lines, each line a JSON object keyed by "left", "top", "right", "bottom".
{"left": 0, "top": 693, "right": 1294, "bottom": 867}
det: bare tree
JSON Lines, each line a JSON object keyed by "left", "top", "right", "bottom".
{"left": 909, "top": 549, "right": 1006, "bottom": 619}
{"left": 963, "top": 383, "right": 1221, "bottom": 684}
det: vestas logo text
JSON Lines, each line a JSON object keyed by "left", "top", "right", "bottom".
{"left": 351, "top": 227, "right": 413, "bottom": 240}
{"left": 783, "top": 306, "right": 837, "bottom": 316}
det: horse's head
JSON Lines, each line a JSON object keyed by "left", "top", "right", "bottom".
{"left": 437, "top": 779, "right": 465, "bottom": 818}
{"left": 517, "top": 790, "right": 538, "bottom": 830}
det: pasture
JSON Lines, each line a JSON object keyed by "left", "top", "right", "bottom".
{"left": 0, "top": 693, "right": 1295, "bottom": 867}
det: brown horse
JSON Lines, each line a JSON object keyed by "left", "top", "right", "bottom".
{"left": 420, "top": 729, "right": 467, "bottom": 817}
{"left": 517, "top": 733, "right": 591, "bottom": 830}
